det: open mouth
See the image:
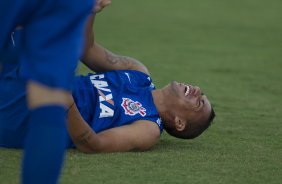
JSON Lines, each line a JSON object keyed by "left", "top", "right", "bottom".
{"left": 184, "top": 85, "right": 190, "bottom": 96}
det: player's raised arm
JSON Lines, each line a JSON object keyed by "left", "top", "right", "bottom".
{"left": 67, "top": 96, "right": 160, "bottom": 153}
{"left": 80, "top": 2, "right": 150, "bottom": 75}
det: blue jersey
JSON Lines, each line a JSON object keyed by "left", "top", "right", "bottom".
{"left": 70, "top": 70, "right": 163, "bottom": 146}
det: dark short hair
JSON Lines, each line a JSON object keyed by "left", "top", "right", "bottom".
{"left": 166, "top": 107, "right": 215, "bottom": 139}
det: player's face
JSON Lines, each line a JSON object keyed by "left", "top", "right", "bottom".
{"left": 167, "top": 81, "right": 212, "bottom": 125}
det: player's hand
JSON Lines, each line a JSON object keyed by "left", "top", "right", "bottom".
{"left": 94, "top": 0, "right": 111, "bottom": 13}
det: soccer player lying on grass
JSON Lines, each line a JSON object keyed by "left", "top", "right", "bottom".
{"left": 66, "top": 69, "right": 215, "bottom": 153}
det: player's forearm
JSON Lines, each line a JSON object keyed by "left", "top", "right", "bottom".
{"left": 68, "top": 127, "right": 98, "bottom": 153}
{"left": 67, "top": 101, "right": 101, "bottom": 153}
{"left": 81, "top": 43, "right": 150, "bottom": 75}
{"left": 82, "top": 0, "right": 112, "bottom": 56}
{"left": 101, "top": 47, "right": 150, "bottom": 75}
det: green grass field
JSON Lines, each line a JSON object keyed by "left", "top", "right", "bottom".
{"left": 1, "top": 0, "right": 282, "bottom": 183}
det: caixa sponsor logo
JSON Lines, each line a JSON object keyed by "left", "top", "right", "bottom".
{"left": 90, "top": 74, "right": 114, "bottom": 118}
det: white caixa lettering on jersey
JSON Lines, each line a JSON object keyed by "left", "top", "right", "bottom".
{"left": 90, "top": 74, "right": 114, "bottom": 118}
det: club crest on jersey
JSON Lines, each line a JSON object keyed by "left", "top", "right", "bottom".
{"left": 121, "top": 98, "right": 146, "bottom": 117}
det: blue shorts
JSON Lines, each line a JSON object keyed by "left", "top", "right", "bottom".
{"left": 0, "top": 77, "right": 29, "bottom": 148}
{"left": 0, "top": 0, "right": 94, "bottom": 90}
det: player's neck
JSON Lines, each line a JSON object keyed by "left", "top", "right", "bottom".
{"left": 152, "top": 89, "right": 175, "bottom": 129}
{"left": 151, "top": 89, "right": 169, "bottom": 116}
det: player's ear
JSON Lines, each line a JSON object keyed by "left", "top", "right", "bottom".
{"left": 174, "top": 116, "right": 186, "bottom": 131}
